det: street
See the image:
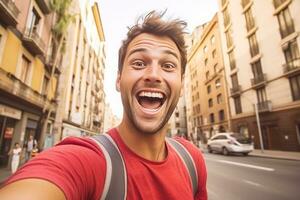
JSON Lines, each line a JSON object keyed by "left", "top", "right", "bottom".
{"left": 204, "top": 152, "right": 300, "bottom": 200}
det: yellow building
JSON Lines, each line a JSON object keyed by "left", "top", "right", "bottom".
{"left": 0, "top": 0, "right": 57, "bottom": 167}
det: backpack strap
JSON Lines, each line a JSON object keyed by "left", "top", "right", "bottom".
{"left": 91, "top": 134, "right": 127, "bottom": 200}
{"left": 166, "top": 137, "right": 198, "bottom": 196}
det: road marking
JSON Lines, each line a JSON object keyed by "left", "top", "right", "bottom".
{"left": 216, "top": 160, "right": 275, "bottom": 171}
{"left": 243, "top": 179, "right": 262, "bottom": 187}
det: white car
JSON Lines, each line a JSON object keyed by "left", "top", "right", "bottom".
{"left": 207, "top": 133, "right": 254, "bottom": 156}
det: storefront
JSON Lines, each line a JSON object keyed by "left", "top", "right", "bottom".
{"left": 0, "top": 104, "right": 22, "bottom": 167}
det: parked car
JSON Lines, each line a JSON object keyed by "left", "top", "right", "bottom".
{"left": 207, "top": 132, "right": 253, "bottom": 156}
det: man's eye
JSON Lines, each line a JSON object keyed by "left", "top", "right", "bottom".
{"left": 163, "top": 63, "right": 176, "bottom": 70}
{"left": 132, "top": 60, "right": 145, "bottom": 68}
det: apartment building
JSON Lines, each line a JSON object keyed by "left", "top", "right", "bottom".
{"left": 0, "top": 0, "right": 57, "bottom": 167}
{"left": 51, "top": 0, "right": 106, "bottom": 142}
{"left": 218, "top": 0, "right": 300, "bottom": 151}
{"left": 187, "top": 14, "right": 231, "bottom": 143}
{"left": 168, "top": 96, "right": 188, "bottom": 138}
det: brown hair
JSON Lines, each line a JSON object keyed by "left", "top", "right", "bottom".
{"left": 118, "top": 10, "right": 187, "bottom": 75}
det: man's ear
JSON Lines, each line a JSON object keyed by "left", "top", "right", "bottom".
{"left": 116, "top": 72, "right": 121, "bottom": 92}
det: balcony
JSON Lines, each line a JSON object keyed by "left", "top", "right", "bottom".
{"left": 251, "top": 73, "right": 267, "bottom": 88}
{"left": 230, "top": 85, "right": 241, "bottom": 97}
{"left": 257, "top": 100, "right": 272, "bottom": 112}
{"left": 22, "top": 28, "right": 46, "bottom": 56}
{"left": 283, "top": 58, "right": 300, "bottom": 76}
{"left": 0, "top": 68, "right": 56, "bottom": 110}
{"left": 0, "top": 0, "right": 20, "bottom": 27}
{"left": 35, "top": 0, "right": 51, "bottom": 14}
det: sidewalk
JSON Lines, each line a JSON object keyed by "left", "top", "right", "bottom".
{"left": 0, "top": 167, "right": 11, "bottom": 185}
{"left": 249, "top": 149, "right": 300, "bottom": 161}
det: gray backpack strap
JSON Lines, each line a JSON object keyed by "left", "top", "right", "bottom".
{"left": 166, "top": 137, "right": 198, "bottom": 196}
{"left": 91, "top": 134, "right": 127, "bottom": 200}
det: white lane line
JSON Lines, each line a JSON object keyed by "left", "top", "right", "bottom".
{"left": 243, "top": 179, "right": 262, "bottom": 187}
{"left": 217, "top": 160, "right": 275, "bottom": 171}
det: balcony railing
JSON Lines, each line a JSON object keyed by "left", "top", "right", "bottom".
{"left": 0, "top": 68, "right": 56, "bottom": 110}
{"left": 283, "top": 58, "right": 300, "bottom": 76}
{"left": 257, "top": 100, "right": 272, "bottom": 112}
{"left": 230, "top": 85, "right": 241, "bottom": 96}
{"left": 251, "top": 73, "right": 267, "bottom": 88}
{"left": 0, "top": 0, "right": 20, "bottom": 27}
{"left": 35, "top": 0, "right": 51, "bottom": 14}
{"left": 22, "top": 28, "right": 46, "bottom": 56}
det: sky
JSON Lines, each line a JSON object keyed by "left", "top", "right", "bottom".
{"left": 98, "top": 0, "right": 219, "bottom": 118}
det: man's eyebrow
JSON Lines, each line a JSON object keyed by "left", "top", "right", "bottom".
{"left": 127, "top": 48, "right": 179, "bottom": 60}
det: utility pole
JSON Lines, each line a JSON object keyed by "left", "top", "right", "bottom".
{"left": 254, "top": 103, "right": 264, "bottom": 153}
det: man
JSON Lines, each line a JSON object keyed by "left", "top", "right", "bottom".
{"left": 24, "top": 135, "right": 37, "bottom": 162}
{"left": 0, "top": 11, "right": 207, "bottom": 199}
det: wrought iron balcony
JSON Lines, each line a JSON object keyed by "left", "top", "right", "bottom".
{"left": 35, "top": 0, "right": 51, "bottom": 14}
{"left": 0, "top": 0, "right": 20, "bottom": 27}
{"left": 0, "top": 68, "right": 56, "bottom": 110}
{"left": 251, "top": 73, "right": 267, "bottom": 88}
{"left": 257, "top": 100, "right": 272, "bottom": 112}
{"left": 22, "top": 28, "right": 46, "bottom": 56}
{"left": 283, "top": 58, "right": 300, "bottom": 76}
{"left": 230, "top": 85, "right": 241, "bottom": 97}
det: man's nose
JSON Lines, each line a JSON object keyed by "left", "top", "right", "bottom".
{"left": 143, "top": 63, "right": 162, "bottom": 83}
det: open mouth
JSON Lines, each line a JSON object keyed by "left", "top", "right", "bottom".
{"left": 136, "top": 91, "right": 166, "bottom": 111}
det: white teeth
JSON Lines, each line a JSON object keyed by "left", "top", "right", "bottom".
{"left": 139, "top": 91, "right": 163, "bottom": 99}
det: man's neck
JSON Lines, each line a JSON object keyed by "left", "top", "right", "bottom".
{"left": 117, "top": 120, "right": 167, "bottom": 161}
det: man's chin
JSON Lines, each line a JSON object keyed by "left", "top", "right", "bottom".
{"left": 133, "top": 121, "right": 166, "bottom": 135}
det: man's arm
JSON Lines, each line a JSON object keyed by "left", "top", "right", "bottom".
{"left": 0, "top": 179, "right": 66, "bottom": 200}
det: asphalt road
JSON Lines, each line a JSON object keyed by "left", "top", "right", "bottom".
{"left": 204, "top": 152, "right": 300, "bottom": 200}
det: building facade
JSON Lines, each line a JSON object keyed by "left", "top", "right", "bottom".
{"left": 187, "top": 14, "right": 231, "bottom": 143}
{"left": 51, "top": 0, "right": 106, "bottom": 142}
{"left": 0, "top": 0, "right": 57, "bottom": 167}
{"left": 217, "top": 0, "right": 300, "bottom": 151}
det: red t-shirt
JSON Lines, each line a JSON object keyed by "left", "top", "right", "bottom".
{"left": 4, "top": 128, "right": 207, "bottom": 200}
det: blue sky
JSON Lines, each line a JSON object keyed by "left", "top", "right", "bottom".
{"left": 98, "top": 0, "right": 218, "bottom": 118}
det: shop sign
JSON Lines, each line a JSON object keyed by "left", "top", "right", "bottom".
{"left": 0, "top": 104, "right": 21, "bottom": 120}
{"left": 4, "top": 127, "right": 14, "bottom": 139}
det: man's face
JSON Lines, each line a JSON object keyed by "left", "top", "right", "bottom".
{"left": 117, "top": 33, "right": 183, "bottom": 135}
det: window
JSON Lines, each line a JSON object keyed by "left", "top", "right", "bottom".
{"left": 204, "top": 58, "right": 208, "bottom": 66}
{"left": 217, "top": 94, "right": 223, "bottom": 104}
{"left": 289, "top": 74, "right": 300, "bottom": 101}
{"left": 206, "top": 71, "right": 210, "bottom": 80}
{"left": 225, "top": 29, "right": 233, "bottom": 48}
{"left": 251, "top": 60, "right": 263, "bottom": 78}
{"left": 241, "top": 0, "right": 251, "bottom": 8}
{"left": 41, "top": 75, "right": 49, "bottom": 95}
{"left": 211, "top": 35, "right": 215, "bottom": 44}
{"left": 284, "top": 39, "right": 300, "bottom": 69}
{"left": 277, "top": 7, "right": 295, "bottom": 38}
{"left": 196, "top": 104, "right": 201, "bottom": 114}
{"left": 209, "top": 113, "right": 215, "bottom": 123}
{"left": 234, "top": 96, "right": 242, "bottom": 114}
{"left": 175, "top": 122, "right": 180, "bottom": 128}
{"left": 244, "top": 7, "right": 255, "bottom": 31}
{"left": 215, "top": 79, "right": 221, "bottom": 88}
{"left": 20, "top": 56, "right": 31, "bottom": 83}
{"left": 231, "top": 73, "right": 239, "bottom": 89}
{"left": 248, "top": 33, "right": 259, "bottom": 57}
{"left": 256, "top": 87, "right": 267, "bottom": 103}
{"left": 28, "top": 8, "right": 41, "bottom": 33}
{"left": 208, "top": 98, "right": 213, "bottom": 107}
{"left": 273, "top": 0, "right": 289, "bottom": 9}
{"left": 228, "top": 51, "right": 236, "bottom": 70}
{"left": 207, "top": 85, "right": 211, "bottom": 94}
{"left": 214, "top": 64, "right": 218, "bottom": 73}
{"left": 223, "top": 7, "right": 230, "bottom": 27}
{"left": 219, "top": 110, "right": 225, "bottom": 121}
{"left": 203, "top": 45, "right": 208, "bottom": 53}
{"left": 212, "top": 49, "right": 216, "bottom": 58}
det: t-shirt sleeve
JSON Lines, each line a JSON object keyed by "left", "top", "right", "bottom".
{"left": 176, "top": 138, "right": 208, "bottom": 200}
{"left": 3, "top": 137, "right": 106, "bottom": 200}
